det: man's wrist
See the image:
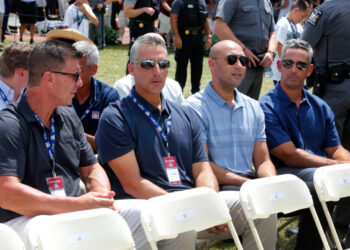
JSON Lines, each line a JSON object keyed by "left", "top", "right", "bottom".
{"left": 267, "top": 50, "right": 276, "bottom": 59}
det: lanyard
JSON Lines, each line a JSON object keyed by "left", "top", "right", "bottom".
{"left": 34, "top": 113, "right": 57, "bottom": 177}
{"left": 0, "top": 87, "right": 10, "bottom": 106}
{"left": 130, "top": 93, "right": 172, "bottom": 156}
{"left": 287, "top": 18, "right": 298, "bottom": 39}
{"left": 79, "top": 82, "right": 97, "bottom": 121}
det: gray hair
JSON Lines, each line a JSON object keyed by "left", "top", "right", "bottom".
{"left": 130, "top": 33, "right": 167, "bottom": 63}
{"left": 72, "top": 41, "right": 99, "bottom": 66}
{"left": 281, "top": 39, "right": 313, "bottom": 64}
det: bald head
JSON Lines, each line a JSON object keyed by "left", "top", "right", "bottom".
{"left": 209, "top": 40, "right": 243, "bottom": 59}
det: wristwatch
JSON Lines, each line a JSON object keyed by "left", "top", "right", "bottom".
{"left": 267, "top": 50, "right": 277, "bottom": 59}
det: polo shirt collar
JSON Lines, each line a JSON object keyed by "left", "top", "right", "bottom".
{"left": 17, "top": 89, "right": 64, "bottom": 125}
{"left": 0, "top": 79, "right": 15, "bottom": 104}
{"left": 274, "top": 82, "right": 310, "bottom": 108}
{"left": 91, "top": 77, "right": 101, "bottom": 103}
{"left": 206, "top": 81, "right": 244, "bottom": 110}
{"left": 130, "top": 86, "right": 170, "bottom": 115}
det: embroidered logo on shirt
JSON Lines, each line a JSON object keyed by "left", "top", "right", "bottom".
{"left": 91, "top": 111, "right": 100, "bottom": 119}
{"left": 308, "top": 8, "right": 322, "bottom": 26}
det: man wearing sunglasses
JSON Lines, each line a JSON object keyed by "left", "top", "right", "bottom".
{"left": 260, "top": 39, "right": 350, "bottom": 250}
{"left": 185, "top": 40, "right": 277, "bottom": 249}
{"left": 0, "top": 40, "right": 150, "bottom": 249}
{"left": 72, "top": 41, "right": 120, "bottom": 153}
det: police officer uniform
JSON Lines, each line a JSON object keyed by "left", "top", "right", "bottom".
{"left": 302, "top": 0, "right": 350, "bottom": 244}
{"left": 215, "top": 0, "right": 275, "bottom": 100}
{"left": 302, "top": 0, "right": 350, "bottom": 151}
{"left": 171, "top": 0, "right": 209, "bottom": 94}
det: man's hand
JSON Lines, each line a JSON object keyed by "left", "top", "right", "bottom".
{"left": 205, "top": 37, "right": 212, "bottom": 49}
{"left": 174, "top": 35, "right": 182, "bottom": 49}
{"left": 259, "top": 52, "right": 273, "bottom": 69}
{"left": 77, "top": 191, "right": 117, "bottom": 211}
{"left": 97, "top": 3, "right": 104, "bottom": 9}
{"left": 144, "top": 7, "right": 155, "bottom": 16}
{"left": 244, "top": 47, "right": 260, "bottom": 68}
{"left": 206, "top": 224, "right": 227, "bottom": 234}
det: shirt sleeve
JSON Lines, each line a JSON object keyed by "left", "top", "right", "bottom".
{"left": 301, "top": 6, "right": 326, "bottom": 47}
{"left": 255, "top": 104, "right": 267, "bottom": 142}
{"left": 63, "top": 7, "right": 73, "bottom": 27}
{"left": 215, "top": 0, "right": 237, "bottom": 24}
{"left": 0, "top": 115, "right": 27, "bottom": 178}
{"left": 95, "top": 103, "right": 135, "bottom": 165}
{"left": 322, "top": 103, "right": 341, "bottom": 149}
{"left": 124, "top": 0, "right": 137, "bottom": 5}
{"left": 170, "top": 0, "right": 182, "bottom": 15}
{"left": 276, "top": 19, "right": 289, "bottom": 44}
{"left": 260, "top": 101, "right": 292, "bottom": 150}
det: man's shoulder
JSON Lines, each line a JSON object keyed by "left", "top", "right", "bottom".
{"left": 258, "top": 87, "right": 279, "bottom": 111}
{"left": 184, "top": 90, "right": 206, "bottom": 113}
{"left": 94, "top": 78, "right": 120, "bottom": 102}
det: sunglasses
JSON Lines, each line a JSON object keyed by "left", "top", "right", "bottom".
{"left": 134, "top": 60, "right": 170, "bottom": 69}
{"left": 213, "top": 55, "right": 249, "bottom": 67}
{"left": 50, "top": 70, "right": 81, "bottom": 83}
{"left": 281, "top": 59, "right": 308, "bottom": 71}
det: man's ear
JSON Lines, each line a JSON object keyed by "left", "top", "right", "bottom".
{"left": 277, "top": 59, "right": 282, "bottom": 72}
{"left": 91, "top": 64, "right": 98, "bottom": 76}
{"left": 306, "top": 64, "right": 314, "bottom": 77}
{"left": 128, "top": 63, "right": 135, "bottom": 76}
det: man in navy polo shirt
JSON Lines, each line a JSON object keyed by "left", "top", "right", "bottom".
{"left": 259, "top": 39, "right": 350, "bottom": 250}
{"left": 72, "top": 41, "right": 120, "bottom": 152}
{"left": 96, "top": 33, "right": 276, "bottom": 249}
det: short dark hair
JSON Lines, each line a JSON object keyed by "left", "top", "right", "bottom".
{"left": 291, "top": 0, "right": 309, "bottom": 12}
{"left": 0, "top": 41, "right": 33, "bottom": 78}
{"left": 28, "top": 40, "right": 82, "bottom": 87}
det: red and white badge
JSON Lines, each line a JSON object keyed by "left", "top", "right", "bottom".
{"left": 91, "top": 111, "right": 100, "bottom": 119}
{"left": 163, "top": 156, "right": 181, "bottom": 184}
{"left": 46, "top": 176, "right": 66, "bottom": 197}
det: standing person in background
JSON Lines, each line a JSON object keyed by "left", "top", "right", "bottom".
{"left": 115, "top": 0, "right": 129, "bottom": 44}
{"left": 18, "top": 0, "right": 38, "bottom": 44}
{"left": 64, "top": 0, "right": 99, "bottom": 38}
{"left": 170, "top": 0, "right": 212, "bottom": 94}
{"left": 88, "top": 0, "right": 113, "bottom": 50}
{"left": 206, "top": 0, "right": 216, "bottom": 35}
{"left": 214, "top": 0, "right": 276, "bottom": 100}
{"left": 1, "top": 0, "right": 10, "bottom": 43}
{"left": 276, "top": 0, "right": 293, "bottom": 21}
{"left": 272, "top": 0, "right": 309, "bottom": 84}
{"left": 110, "top": 0, "right": 122, "bottom": 30}
{"left": 158, "top": 0, "right": 173, "bottom": 48}
{"left": 0, "top": 0, "right": 4, "bottom": 50}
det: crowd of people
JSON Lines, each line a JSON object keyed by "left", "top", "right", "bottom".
{"left": 0, "top": 0, "right": 350, "bottom": 249}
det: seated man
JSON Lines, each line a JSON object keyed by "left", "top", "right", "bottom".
{"left": 0, "top": 41, "right": 33, "bottom": 110}
{"left": 96, "top": 33, "right": 277, "bottom": 249}
{"left": 72, "top": 41, "right": 120, "bottom": 152}
{"left": 259, "top": 39, "right": 350, "bottom": 250}
{"left": 0, "top": 40, "right": 149, "bottom": 249}
{"left": 114, "top": 73, "right": 184, "bottom": 103}
{"left": 186, "top": 40, "right": 277, "bottom": 190}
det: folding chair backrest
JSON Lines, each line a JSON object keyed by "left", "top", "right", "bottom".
{"left": 314, "top": 163, "right": 350, "bottom": 202}
{"left": 27, "top": 208, "right": 135, "bottom": 250}
{"left": 0, "top": 223, "right": 25, "bottom": 250}
{"left": 314, "top": 164, "right": 350, "bottom": 250}
{"left": 240, "top": 174, "right": 313, "bottom": 219}
{"left": 141, "top": 187, "right": 242, "bottom": 250}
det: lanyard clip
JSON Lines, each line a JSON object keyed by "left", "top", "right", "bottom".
{"left": 52, "top": 170, "right": 57, "bottom": 178}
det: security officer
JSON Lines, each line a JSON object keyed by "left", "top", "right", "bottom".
{"left": 170, "top": 0, "right": 212, "bottom": 94}
{"left": 214, "top": 0, "right": 276, "bottom": 100}
{"left": 124, "top": 0, "right": 160, "bottom": 70}
{"left": 302, "top": 1, "right": 350, "bottom": 246}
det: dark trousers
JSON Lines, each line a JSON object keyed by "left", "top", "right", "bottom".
{"left": 175, "top": 33, "right": 204, "bottom": 94}
{"left": 2, "top": 0, "right": 11, "bottom": 41}
{"left": 89, "top": 10, "right": 105, "bottom": 49}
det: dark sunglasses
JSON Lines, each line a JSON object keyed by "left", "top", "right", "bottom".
{"left": 135, "top": 60, "right": 170, "bottom": 69}
{"left": 214, "top": 55, "right": 248, "bottom": 67}
{"left": 50, "top": 70, "right": 81, "bottom": 83}
{"left": 282, "top": 59, "right": 308, "bottom": 71}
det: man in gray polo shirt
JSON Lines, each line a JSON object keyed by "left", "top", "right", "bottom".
{"left": 214, "top": 0, "right": 277, "bottom": 100}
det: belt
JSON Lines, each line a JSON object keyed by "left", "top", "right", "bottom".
{"left": 135, "top": 20, "right": 154, "bottom": 29}
{"left": 182, "top": 27, "right": 202, "bottom": 35}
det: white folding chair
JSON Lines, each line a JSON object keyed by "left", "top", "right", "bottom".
{"left": 0, "top": 223, "right": 26, "bottom": 250}
{"left": 27, "top": 208, "right": 135, "bottom": 250}
{"left": 314, "top": 163, "right": 350, "bottom": 250}
{"left": 140, "top": 187, "right": 243, "bottom": 250}
{"left": 239, "top": 174, "right": 330, "bottom": 250}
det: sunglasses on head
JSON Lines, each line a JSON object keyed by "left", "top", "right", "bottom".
{"left": 134, "top": 59, "right": 170, "bottom": 69}
{"left": 282, "top": 59, "right": 309, "bottom": 71}
{"left": 49, "top": 70, "right": 81, "bottom": 83}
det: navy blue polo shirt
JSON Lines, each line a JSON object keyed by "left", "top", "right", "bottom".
{"left": 95, "top": 87, "right": 208, "bottom": 199}
{"left": 259, "top": 83, "right": 340, "bottom": 169}
{"left": 72, "top": 77, "right": 120, "bottom": 135}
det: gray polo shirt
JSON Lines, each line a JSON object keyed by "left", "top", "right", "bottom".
{"left": 0, "top": 93, "right": 97, "bottom": 223}
{"left": 215, "top": 0, "right": 275, "bottom": 55}
{"left": 301, "top": 0, "right": 350, "bottom": 68}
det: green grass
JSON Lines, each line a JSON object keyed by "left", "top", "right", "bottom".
{"left": 95, "top": 44, "right": 275, "bottom": 99}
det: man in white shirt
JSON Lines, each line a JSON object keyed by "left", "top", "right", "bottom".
{"left": 0, "top": 41, "right": 33, "bottom": 110}
{"left": 64, "top": 0, "right": 99, "bottom": 38}
{"left": 114, "top": 74, "right": 185, "bottom": 103}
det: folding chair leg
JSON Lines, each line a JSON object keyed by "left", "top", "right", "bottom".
{"left": 245, "top": 219, "right": 264, "bottom": 250}
{"left": 227, "top": 221, "right": 244, "bottom": 250}
{"left": 320, "top": 201, "right": 343, "bottom": 250}
{"left": 309, "top": 206, "right": 331, "bottom": 250}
